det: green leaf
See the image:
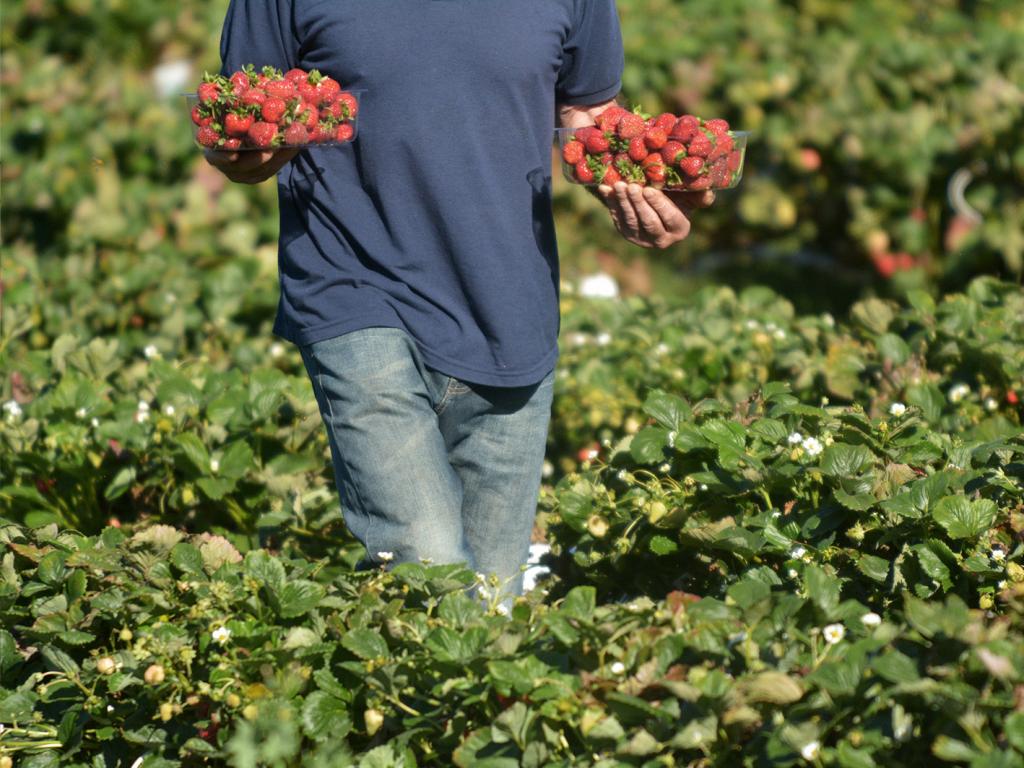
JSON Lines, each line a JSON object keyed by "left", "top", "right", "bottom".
{"left": 851, "top": 298, "right": 895, "bottom": 334}
{"left": 700, "top": 419, "right": 746, "bottom": 453}
{"left": 856, "top": 554, "right": 889, "bottom": 583}
{"left": 104, "top": 466, "right": 137, "bottom": 501}
{"left": 805, "top": 565, "right": 841, "bottom": 617}
{"left": 275, "top": 580, "right": 326, "bottom": 618}
{"left": 40, "top": 644, "right": 79, "bottom": 674}
{"left": 176, "top": 432, "right": 210, "bottom": 473}
{"left": 37, "top": 551, "right": 67, "bottom": 587}
{"left": 0, "top": 630, "right": 22, "bottom": 680}
{"left": 837, "top": 741, "right": 879, "bottom": 768}
{"left": 342, "top": 628, "right": 388, "bottom": 660}
{"left": 560, "top": 586, "right": 596, "bottom": 621}
{"left": 170, "top": 542, "right": 204, "bottom": 576}
{"left": 820, "top": 444, "right": 875, "bottom": 477}
{"left": 727, "top": 579, "right": 770, "bottom": 611}
{"left": 876, "top": 333, "right": 910, "bottom": 365}
{"left": 648, "top": 535, "right": 679, "bottom": 555}
{"left": 807, "top": 659, "right": 862, "bottom": 695}
{"left": 243, "top": 550, "right": 286, "bottom": 591}
{"left": 932, "top": 736, "right": 977, "bottom": 761}
{"left": 630, "top": 426, "right": 670, "bottom": 464}
{"left": 219, "top": 440, "right": 255, "bottom": 479}
{"left": 1005, "top": 712, "right": 1024, "bottom": 752}
{"left": 932, "top": 496, "right": 998, "bottom": 539}
{"left": 835, "top": 489, "right": 876, "bottom": 511}
{"left": 872, "top": 651, "right": 919, "bottom": 684}
{"left": 301, "top": 691, "right": 352, "bottom": 740}
{"left": 643, "top": 390, "right": 691, "bottom": 430}
{"left": 906, "top": 383, "right": 945, "bottom": 423}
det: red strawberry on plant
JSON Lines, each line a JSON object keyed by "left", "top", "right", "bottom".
{"left": 261, "top": 97, "right": 287, "bottom": 123}
{"left": 196, "top": 125, "right": 222, "bottom": 148}
{"left": 225, "top": 111, "right": 254, "bottom": 137}
{"left": 661, "top": 141, "right": 686, "bottom": 165}
{"left": 679, "top": 156, "right": 705, "bottom": 177}
{"left": 628, "top": 136, "right": 649, "bottom": 162}
{"left": 247, "top": 121, "right": 279, "bottom": 148}
{"left": 284, "top": 122, "right": 310, "bottom": 145}
{"left": 616, "top": 112, "right": 647, "bottom": 140}
{"left": 644, "top": 127, "right": 668, "bottom": 151}
{"left": 562, "top": 140, "right": 585, "bottom": 165}
{"left": 704, "top": 118, "right": 730, "bottom": 135}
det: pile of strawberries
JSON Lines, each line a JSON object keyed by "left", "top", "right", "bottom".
{"left": 561, "top": 106, "right": 745, "bottom": 190}
{"left": 190, "top": 65, "right": 358, "bottom": 150}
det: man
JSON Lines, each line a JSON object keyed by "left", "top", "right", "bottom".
{"left": 206, "top": 0, "right": 713, "bottom": 606}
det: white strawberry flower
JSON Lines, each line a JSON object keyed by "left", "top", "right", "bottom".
{"left": 787, "top": 568, "right": 799, "bottom": 578}
{"left": 800, "top": 740, "right": 821, "bottom": 761}
{"left": 790, "top": 546, "right": 807, "bottom": 559}
{"left": 773, "top": 329, "right": 787, "bottom": 340}
{"left": 654, "top": 343, "right": 670, "bottom": 356}
{"left": 76, "top": 407, "right": 88, "bottom": 419}
{"left": 138, "top": 400, "right": 150, "bottom": 412}
{"left": 209, "top": 459, "right": 219, "bottom": 474}
{"left": 984, "top": 397, "right": 998, "bottom": 412}
{"left": 860, "top": 612, "right": 882, "bottom": 627}
{"left": 269, "top": 343, "right": 285, "bottom": 359}
{"left": 91, "top": 418, "right": 100, "bottom": 428}
{"left": 889, "top": 402, "right": 907, "bottom": 417}
{"left": 134, "top": 410, "right": 149, "bottom": 423}
{"left": 163, "top": 404, "right": 175, "bottom": 416}
{"left": 948, "top": 383, "right": 970, "bottom": 403}
{"left": 541, "top": 460, "right": 554, "bottom": 478}
{"left": 658, "top": 463, "right": 671, "bottom": 473}
{"left": 998, "top": 580, "right": 1008, "bottom": 589}
{"left": 494, "top": 603, "right": 509, "bottom": 616}
{"left": 765, "top": 322, "right": 778, "bottom": 332}
{"left": 991, "top": 547, "right": 1006, "bottom": 562}
{"left": 802, "top": 436, "right": 823, "bottom": 457}
{"left": 566, "top": 332, "right": 589, "bottom": 347}
{"left": 212, "top": 625, "right": 231, "bottom": 645}
{"left": 787, "top": 432, "right": 803, "bottom": 445}
{"left": 699, "top": 484, "right": 708, "bottom": 491}
{"left": 610, "top": 661, "right": 626, "bottom": 675}
{"left": 745, "top": 319, "right": 760, "bottom": 331}
{"left": 143, "top": 344, "right": 159, "bottom": 359}
{"left": 595, "top": 332, "right": 612, "bottom": 346}
{"left": 377, "top": 551, "right": 395, "bottom": 562}
{"left": 823, "top": 623, "right": 845, "bottom": 644}
{"left": 578, "top": 272, "right": 619, "bottom": 299}
{"left": 3, "top": 400, "right": 22, "bottom": 419}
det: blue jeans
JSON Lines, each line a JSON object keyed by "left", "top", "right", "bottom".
{"left": 299, "top": 327, "right": 555, "bottom": 601}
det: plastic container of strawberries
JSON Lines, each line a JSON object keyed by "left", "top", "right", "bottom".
{"left": 556, "top": 111, "right": 749, "bottom": 191}
{"left": 187, "top": 67, "right": 362, "bottom": 151}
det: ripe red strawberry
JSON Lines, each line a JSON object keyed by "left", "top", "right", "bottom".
{"left": 337, "top": 92, "right": 359, "bottom": 118}
{"left": 311, "top": 122, "right": 334, "bottom": 143}
{"left": 584, "top": 131, "right": 611, "bottom": 154}
{"left": 598, "top": 151, "right": 614, "bottom": 166}
{"left": 653, "top": 113, "right": 677, "bottom": 132}
{"left": 661, "top": 141, "right": 686, "bottom": 165}
{"left": 708, "top": 135, "right": 734, "bottom": 162}
{"left": 687, "top": 133, "right": 713, "bottom": 158}
{"left": 296, "top": 102, "right": 319, "bottom": 129}
{"left": 688, "top": 175, "right": 713, "bottom": 190}
{"left": 336, "top": 123, "right": 355, "bottom": 142}
{"left": 225, "top": 112, "right": 254, "bottom": 137}
{"left": 596, "top": 105, "right": 628, "bottom": 132}
{"left": 628, "top": 136, "right": 649, "bottom": 162}
{"left": 613, "top": 152, "right": 630, "bottom": 166}
{"left": 284, "top": 68, "right": 309, "bottom": 84}
{"left": 229, "top": 70, "right": 251, "bottom": 97}
{"left": 671, "top": 115, "right": 701, "bottom": 142}
{"left": 247, "top": 121, "right": 279, "bottom": 148}
{"left": 265, "top": 79, "right": 297, "bottom": 100}
{"left": 727, "top": 150, "right": 743, "bottom": 173}
{"left": 562, "top": 140, "right": 585, "bottom": 165}
{"left": 317, "top": 76, "right": 341, "bottom": 105}
{"left": 679, "top": 156, "right": 705, "bottom": 177}
{"left": 197, "top": 81, "right": 221, "bottom": 105}
{"left": 284, "top": 122, "right": 310, "bottom": 145}
{"left": 242, "top": 89, "right": 267, "bottom": 108}
{"left": 709, "top": 160, "right": 732, "bottom": 187}
{"left": 644, "top": 161, "right": 666, "bottom": 185}
{"left": 261, "top": 97, "right": 287, "bottom": 123}
{"left": 703, "top": 118, "right": 730, "bottom": 135}
{"left": 602, "top": 166, "right": 622, "bottom": 185}
{"left": 616, "top": 113, "right": 647, "bottom": 140}
{"left": 223, "top": 137, "right": 242, "bottom": 150}
{"left": 298, "top": 77, "right": 319, "bottom": 103}
{"left": 644, "top": 127, "right": 668, "bottom": 151}
{"left": 191, "top": 105, "right": 213, "bottom": 127}
{"left": 196, "top": 125, "right": 222, "bottom": 148}
{"left": 575, "top": 160, "right": 596, "bottom": 183}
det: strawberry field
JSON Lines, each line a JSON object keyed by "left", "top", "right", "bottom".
{"left": 2, "top": 0, "right": 1024, "bottom": 766}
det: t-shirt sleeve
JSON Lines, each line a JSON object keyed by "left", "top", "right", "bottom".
{"left": 218, "top": 0, "right": 300, "bottom": 76}
{"left": 555, "top": 0, "right": 624, "bottom": 106}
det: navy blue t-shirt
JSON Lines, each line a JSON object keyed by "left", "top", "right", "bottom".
{"left": 219, "top": 0, "right": 623, "bottom": 386}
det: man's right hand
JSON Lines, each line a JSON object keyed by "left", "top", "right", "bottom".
{"left": 203, "top": 148, "right": 300, "bottom": 185}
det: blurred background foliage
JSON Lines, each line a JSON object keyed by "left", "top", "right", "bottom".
{"left": 2, "top": 0, "right": 1022, "bottom": 336}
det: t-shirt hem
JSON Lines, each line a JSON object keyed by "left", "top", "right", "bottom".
{"left": 274, "top": 314, "right": 559, "bottom": 388}
{"left": 556, "top": 80, "right": 622, "bottom": 107}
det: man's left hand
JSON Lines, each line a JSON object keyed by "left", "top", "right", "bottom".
{"left": 597, "top": 182, "right": 715, "bottom": 249}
